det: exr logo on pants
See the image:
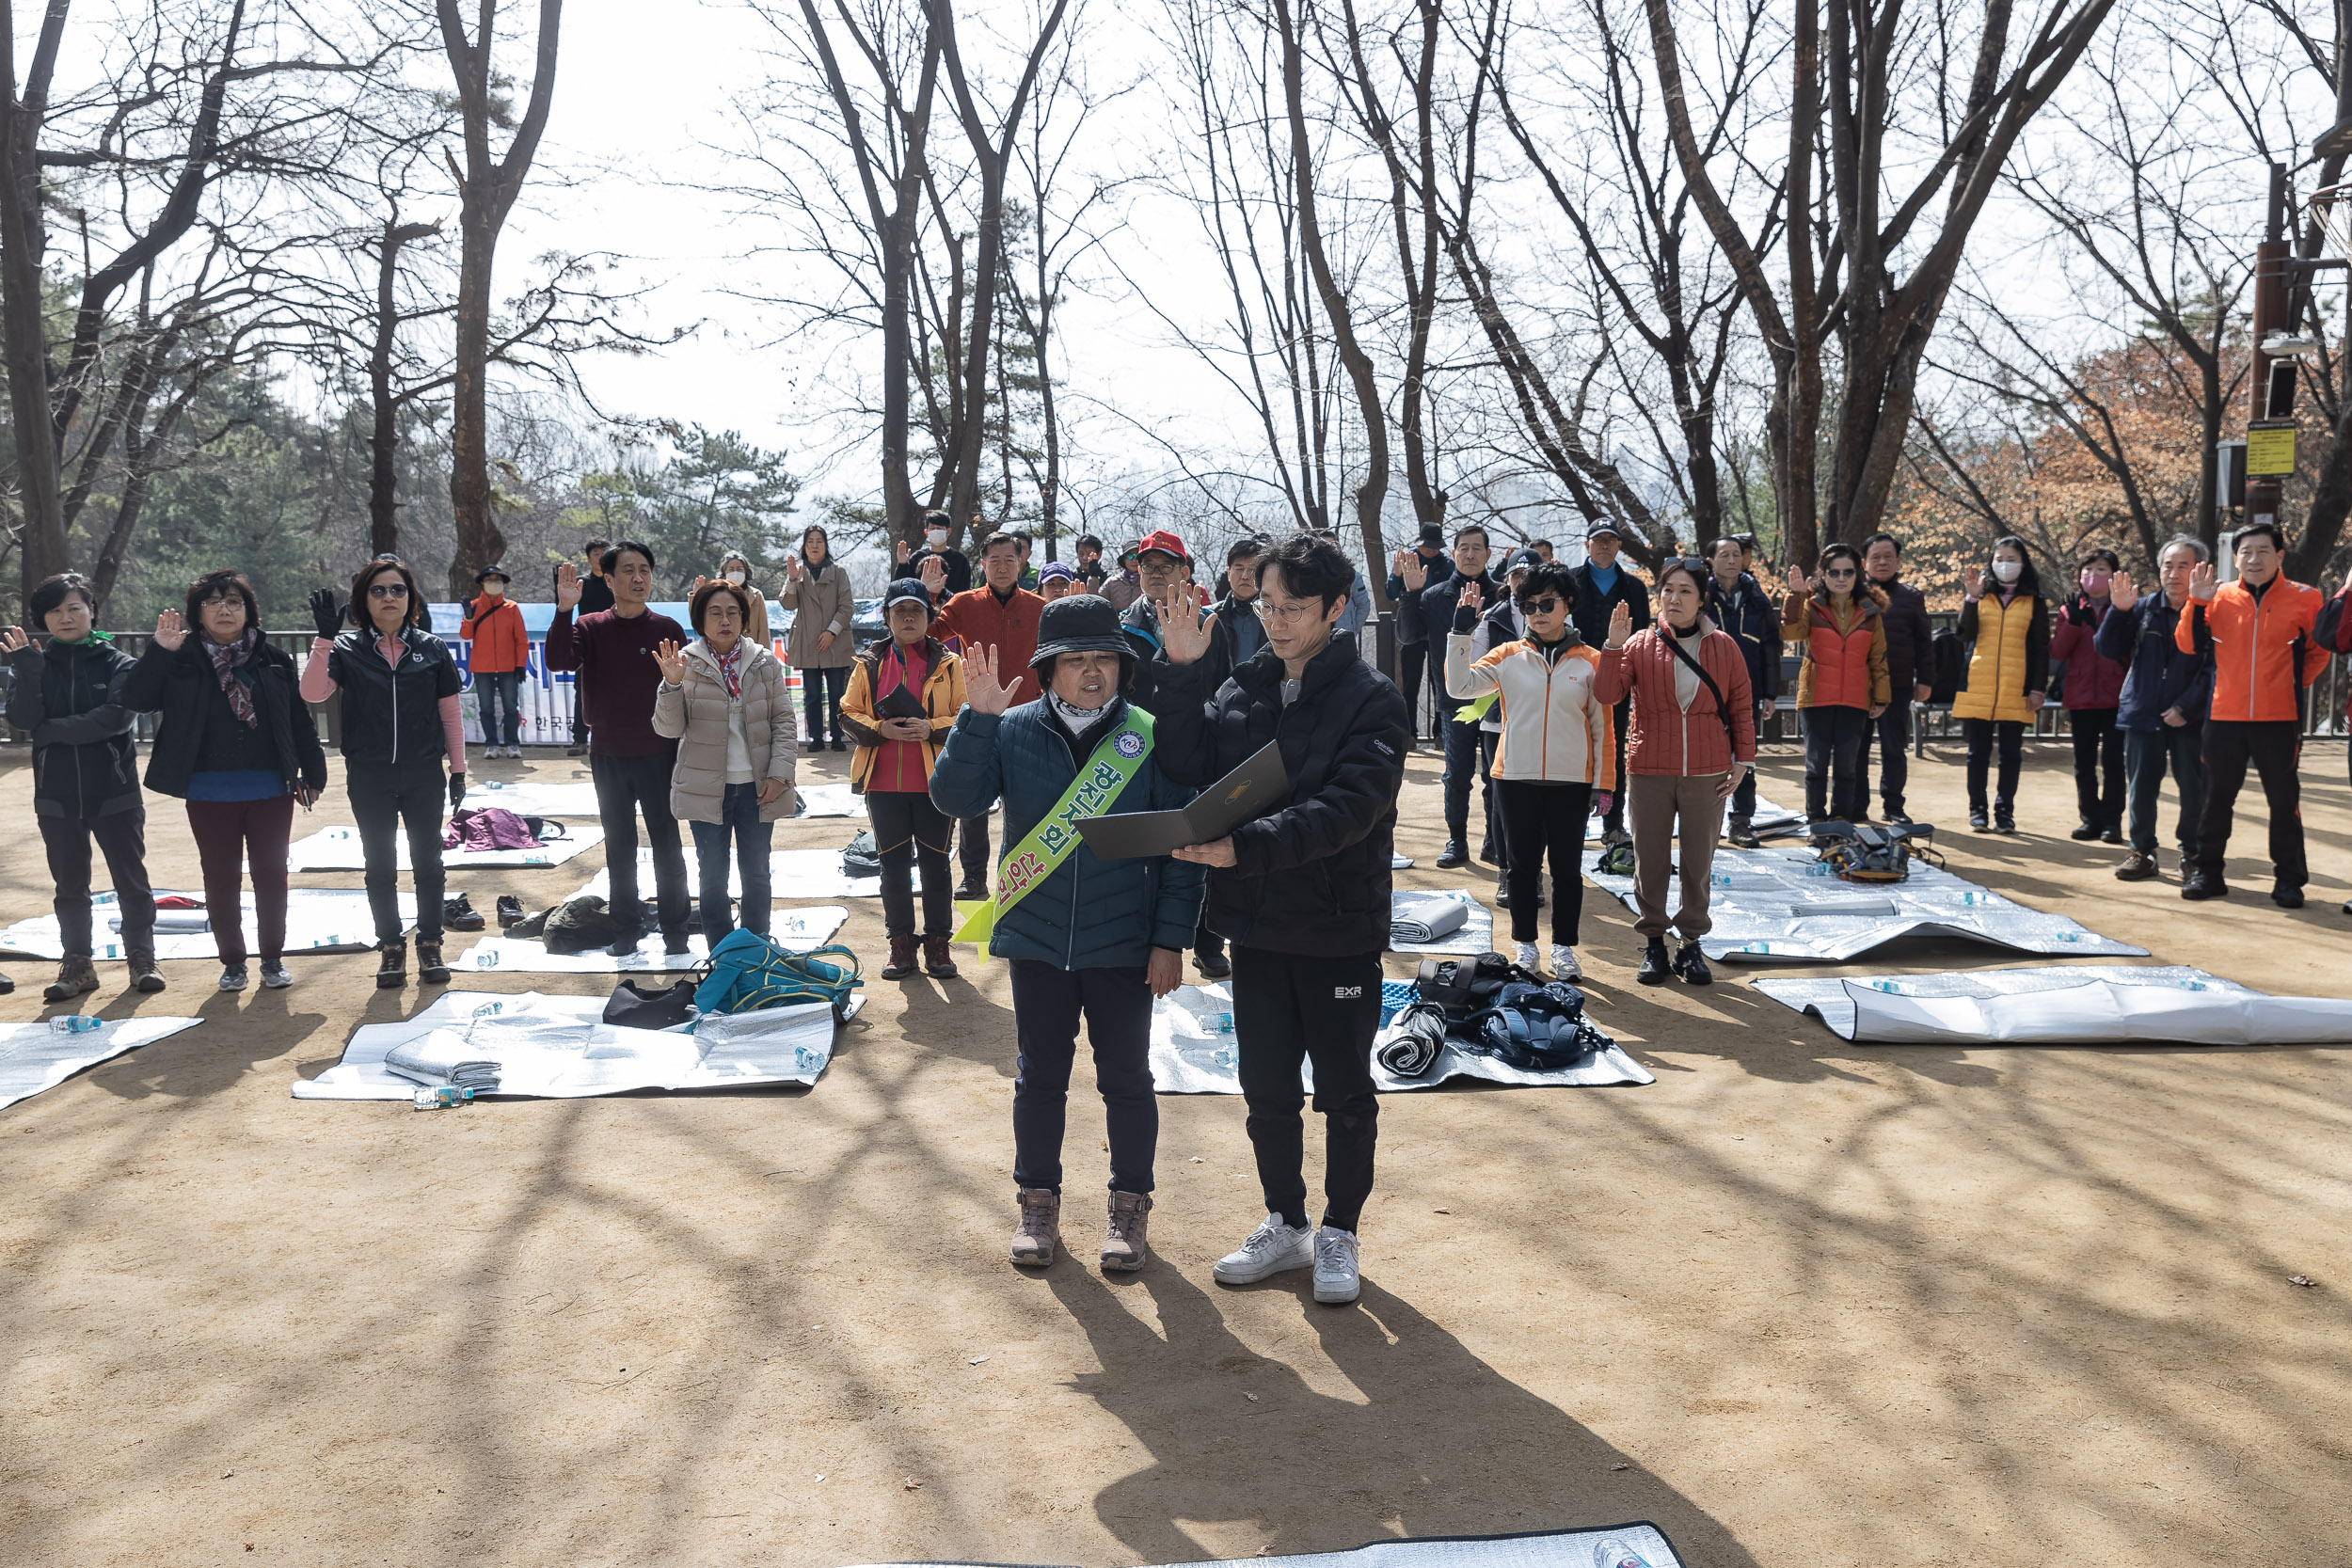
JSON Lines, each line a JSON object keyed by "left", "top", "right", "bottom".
{"left": 1334, "top": 985, "right": 1362, "bottom": 999}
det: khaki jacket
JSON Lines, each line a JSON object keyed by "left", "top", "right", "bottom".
{"left": 651, "top": 639, "right": 800, "bottom": 824}
{"left": 779, "top": 562, "right": 856, "bottom": 668}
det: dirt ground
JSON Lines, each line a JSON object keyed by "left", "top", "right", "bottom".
{"left": 1, "top": 734, "right": 2348, "bottom": 1568}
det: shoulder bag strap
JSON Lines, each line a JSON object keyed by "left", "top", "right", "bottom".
{"left": 1662, "top": 631, "right": 1739, "bottom": 752}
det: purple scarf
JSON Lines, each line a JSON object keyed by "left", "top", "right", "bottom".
{"left": 204, "top": 628, "right": 261, "bottom": 728}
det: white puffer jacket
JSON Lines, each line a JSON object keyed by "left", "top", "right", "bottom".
{"left": 1444, "top": 630, "right": 1617, "bottom": 788}
{"left": 651, "top": 639, "right": 800, "bottom": 824}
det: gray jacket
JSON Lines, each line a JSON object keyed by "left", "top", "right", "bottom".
{"left": 651, "top": 639, "right": 801, "bottom": 824}
{"left": 779, "top": 562, "right": 856, "bottom": 668}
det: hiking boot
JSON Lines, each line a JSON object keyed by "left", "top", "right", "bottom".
{"left": 495, "top": 895, "right": 525, "bottom": 928}
{"left": 2070, "top": 820, "right": 2100, "bottom": 841}
{"left": 1102, "top": 1190, "right": 1152, "bottom": 1272}
{"left": 2115, "top": 850, "right": 2157, "bottom": 881}
{"left": 1312, "top": 1226, "right": 1361, "bottom": 1305}
{"left": 923, "top": 934, "right": 958, "bottom": 978}
{"left": 442, "top": 895, "right": 485, "bottom": 932}
{"left": 1193, "top": 942, "right": 1231, "bottom": 980}
{"left": 952, "top": 879, "right": 987, "bottom": 902}
{"left": 1476, "top": 834, "right": 1499, "bottom": 864}
{"left": 829, "top": 739, "right": 846, "bottom": 752}
{"left": 1672, "top": 942, "right": 1712, "bottom": 985}
{"left": 1513, "top": 941, "right": 1541, "bottom": 972}
{"left": 1726, "top": 816, "right": 1761, "bottom": 849}
{"left": 2272, "top": 881, "right": 2306, "bottom": 910}
{"left": 1436, "top": 839, "right": 1469, "bottom": 869}
{"left": 128, "top": 954, "right": 166, "bottom": 993}
{"left": 804, "top": 738, "right": 823, "bottom": 754}
{"left": 259, "top": 960, "right": 293, "bottom": 990}
{"left": 1009, "top": 1187, "right": 1060, "bottom": 1266}
{"left": 2181, "top": 869, "right": 2228, "bottom": 902}
{"left": 1550, "top": 944, "right": 1581, "bottom": 981}
{"left": 2099, "top": 823, "right": 2123, "bottom": 845}
{"left": 1636, "top": 939, "right": 1672, "bottom": 986}
{"left": 882, "top": 934, "right": 919, "bottom": 979}
{"left": 375, "top": 939, "right": 406, "bottom": 989}
{"left": 43, "top": 957, "right": 100, "bottom": 1004}
{"left": 565, "top": 744, "right": 586, "bottom": 757}
{"left": 417, "top": 942, "right": 450, "bottom": 984}
{"left": 1213, "top": 1213, "right": 1314, "bottom": 1285}
{"left": 218, "top": 965, "right": 248, "bottom": 992}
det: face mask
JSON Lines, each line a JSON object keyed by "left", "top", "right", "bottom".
{"left": 2079, "top": 570, "right": 2109, "bottom": 595}
{"left": 724, "top": 570, "right": 746, "bottom": 585}
{"left": 926, "top": 529, "right": 947, "bottom": 546}
{"left": 1992, "top": 560, "right": 2024, "bottom": 585}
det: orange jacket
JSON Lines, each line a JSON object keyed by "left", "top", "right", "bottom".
{"left": 2174, "top": 578, "right": 2327, "bottom": 722}
{"left": 930, "top": 585, "right": 1045, "bottom": 703}
{"left": 1780, "top": 589, "right": 1891, "bottom": 710}
{"left": 459, "top": 594, "right": 529, "bottom": 674}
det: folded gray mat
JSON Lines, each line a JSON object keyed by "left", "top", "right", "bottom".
{"left": 1391, "top": 893, "right": 1471, "bottom": 944}
{"left": 384, "top": 1029, "right": 502, "bottom": 1090}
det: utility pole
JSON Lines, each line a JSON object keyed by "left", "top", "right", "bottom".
{"left": 2243, "top": 165, "right": 2294, "bottom": 539}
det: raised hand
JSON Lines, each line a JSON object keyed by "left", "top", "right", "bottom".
{"left": 308, "top": 587, "right": 344, "bottom": 641}
{"left": 1, "top": 626, "right": 29, "bottom": 656}
{"left": 691, "top": 574, "right": 709, "bottom": 594}
{"left": 2108, "top": 569, "right": 2136, "bottom": 609}
{"left": 1402, "top": 553, "right": 1428, "bottom": 592}
{"left": 787, "top": 553, "right": 804, "bottom": 582}
{"left": 653, "top": 638, "right": 689, "bottom": 686}
{"left": 153, "top": 610, "right": 187, "bottom": 652}
{"left": 1962, "top": 564, "right": 1983, "bottom": 599}
{"left": 1457, "top": 580, "right": 1485, "bottom": 620}
{"left": 964, "top": 642, "right": 1015, "bottom": 715}
{"left": 2189, "top": 562, "right": 2218, "bottom": 603}
{"left": 554, "top": 562, "right": 582, "bottom": 610}
{"left": 1157, "top": 590, "right": 1213, "bottom": 664}
{"left": 895, "top": 537, "right": 914, "bottom": 566}
{"left": 1786, "top": 562, "right": 1810, "bottom": 596}
{"left": 1606, "top": 600, "right": 1632, "bottom": 648}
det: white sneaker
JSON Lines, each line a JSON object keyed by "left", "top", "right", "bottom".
{"left": 1312, "top": 1226, "right": 1360, "bottom": 1304}
{"left": 1212, "top": 1212, "right": 1314, "bottom": 1285}
{"left": 1514, "top": 941, "right": 1540, "bottom": 970}
{"left": 1551, "top": 945, "right": 1582, "bottom": 980}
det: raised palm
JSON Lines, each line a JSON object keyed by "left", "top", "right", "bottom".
{"left": 1, "top": 626, "right": 28, "bottom": 655}
{"left": 2189, "top": 562, "right": 2219, "bottom": 602}
{"left": 965, "top": 643, "right": 1015, "bottom": 715}
{"left": 153, "top": 610, "right": 187, "bottom": 652}
{"left": 2108, "top": 570, "right": 2136, "bottom": 609}
{"left": 1786, "top": 563, "right": 1810, "bottom": 596}
{"left": 1157, "top": 593, "right": 1213, "bottom": 664}
{"left": 1962, "top": 565, "right": 1983, "bottom": 598}
{"left": 1401, "top": 554, "right": 1427, "bottom": 592}
{"left": 653, "top": 638, "right": 689, "bottom": 686}
{"left": 554, "top": 562, "right": 582, "bottom": 610}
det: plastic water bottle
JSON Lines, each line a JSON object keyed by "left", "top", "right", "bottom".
{"left": 1213, "top": 1046, "right": 1236, "bottom": 1069}
{"left": 1710, "top": 871, "right": 1734, "bottom": 887}
{"left": 411, "top": 1085, "right": 474, "bottom": 1110}
{"left": 2176, "top": 978, "right": 2207, "bottom": 991}
{"left": 1869, "top": 979, "right": 1905, "bottom": 993}
{"left": 793, "top": 1046, "right": 825, "bottom": 1071}
{"left": 1742, "top": 942, "right": 1773, "bottom": 955}
{"left": 473, "top": 949, "right": 501, "bottom": 969}
{"left": 469, "top": 999, "right": 504, "bottom": 1019}
{"left": 49, "top": 1015, "right": 102, "bottom": 1035}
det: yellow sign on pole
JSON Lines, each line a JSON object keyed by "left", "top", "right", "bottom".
{"left": 2246, "top": 422, "right": 2297, "bottom": 476}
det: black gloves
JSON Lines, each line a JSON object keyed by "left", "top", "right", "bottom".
{"left": 449, "top": 773, "right": 467, "bottom": 811}
{"left": 1454, "top": 598, "right": 1481, "bottom": 634}
{"left": 309, "top": 588, "right": 344, "bottom": 641}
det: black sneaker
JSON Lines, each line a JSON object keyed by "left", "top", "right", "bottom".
{"left": 1994, "top": 812, "right": 2017, "bottom": 833}
{"left": 495, "top": 895, "right": 525, "bottom": 928}
{"left": 607, "top": 934, "right": 644, "bottom": 957}
{"left": 2099, "top": 824, "right": 2123, "bottom": 845}
{"left": 1493, "top": 874, "right": 1511, "bottom": 910}
{"left": 1636, "top": 939, "right": 1672, "bottom": 986}
{"left": 565, "top": 744, "right": 586, "bottom": 757}
{"left": 2069, "top": 821, "right": 2100, "bottom": 841}
{"left": 443, "top": 894, "right": 486, "bottom": 932}
{"left": 952, "top": 879, "right": 987, "bottom": 902}
{"left": 2181, "top": 872, "right": 2228, "bottom": 902}
{"left": 805, "top": 738, "right": 823, "bottom": 754}
{"left": 1887, "top": 808, "right": 1914, "bottom": 825}
{"left": 1969, "top": 811, "right": 1990, "bottom": 832}
{"left": 1671, "top": 942, "right": 1712, "bottom": 985}
{"left": 1476, "top": 835, "right": 1498, "bottom": 864}
{"left": 1193, "top": 945, "right": 1232, "bottom": 979}
{"left": 2273, "top": 882, "right": 2306, "bottom": 910}
{"left": 1436, "top": 840, "right": 1469, "bottom": 869}
{"left": 828, "top": 739, "right": 846, "bottom": 752}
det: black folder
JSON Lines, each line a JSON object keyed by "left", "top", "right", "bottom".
{"left": 1076, "top": 740, "right": 1288, "bottom": 860}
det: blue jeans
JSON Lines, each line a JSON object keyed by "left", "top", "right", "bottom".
{"left": 688, "top": 783, "right": 773, "bottom": 940}
{"left": 476, "top": 669, "right": 522, "bottom": 747}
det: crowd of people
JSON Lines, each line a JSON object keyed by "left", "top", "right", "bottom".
{"left": 4, "top": 511, "right": 2346, "bottom": 1298}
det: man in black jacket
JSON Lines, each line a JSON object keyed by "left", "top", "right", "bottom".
{"left": 1857, "top": 531, "right": 1934, "bottom": 822}
{"left": 1154, "top": 532, "right": 1408, "bottom": 1308}
{"left": 1414, "top": 524, "right": 1496, "bottom": 867}
{"left": 1384, "top": 522, "right": 1454, "bottom": 741}
{"left": 1567, "top": 522, "right": 1651, "bottom": 842}
{"left": 564, "top": 539, "right": 616, "bottom": 755}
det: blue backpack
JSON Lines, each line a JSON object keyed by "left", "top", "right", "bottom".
{"left": 694, "top": 928, "right": 863, "bottom": 1020}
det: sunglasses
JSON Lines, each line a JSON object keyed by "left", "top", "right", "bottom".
{"left": 1520, "top": 596, "right": 1564, "bottom": 614}
{"left": 368, "top": 581, "right": 410, "bottom": 599}
{"left": 1821, "top": 567, "right": 1857, "bottom": 579}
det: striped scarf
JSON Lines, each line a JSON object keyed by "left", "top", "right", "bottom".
{"left": 204, "top": 628, "right": 261, "bottom": 728}
{"left": 712, "top": 641, "right": 743, "bottom": 698}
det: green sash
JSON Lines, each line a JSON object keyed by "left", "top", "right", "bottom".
{"left": 951, "top": 708, "right": 1156, "bottom": 955}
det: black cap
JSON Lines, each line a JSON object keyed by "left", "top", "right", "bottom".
{"left": 1029, "top": 594, "right": 1133, "bottom": 669}
{"left": 1585, "top": 520, "right": 1624, "bottom": 541}
{"left": 882, "top": 578, "right": 934, "bottom": 612}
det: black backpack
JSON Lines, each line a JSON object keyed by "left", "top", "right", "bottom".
{"left": 1929, "top": 626, "right": 1965, "bottom": 705}
{"left": 842, "top": 830, "right": 881, "bottom": 881}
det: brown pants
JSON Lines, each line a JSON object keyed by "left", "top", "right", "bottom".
{"left": 1629, "top": 772, "right": 1725, "bottom": 941}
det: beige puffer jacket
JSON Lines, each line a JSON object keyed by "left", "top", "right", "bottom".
{"left": 651, "top": 639, "right": 800, "bottom": 823}
{"left": 779, "top": 561, "right": 856, "bottom": 668}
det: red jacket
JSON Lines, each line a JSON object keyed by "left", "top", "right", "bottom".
{"left": 2050, "top": 598, "right": 2128, "bottom": 710}
{"left": 931, "top": 585, "right": 1046, "bottom": 704}
{"left": 1596, "top": 627, "right": 1756, "bottom": 777}
{"left": 2176, "top": 578, "right": 2326, "bottom": 723}
{"left": 458, "top": 594, "right": 529, "bottom": 674}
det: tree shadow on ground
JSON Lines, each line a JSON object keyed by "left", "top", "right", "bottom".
{"left": 1049, "top": 1265, "right": 1757, "bottom": 1568}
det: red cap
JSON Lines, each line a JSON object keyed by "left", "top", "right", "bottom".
{"left": 1136, "top": 529, "right": 1192, "bottom": 565}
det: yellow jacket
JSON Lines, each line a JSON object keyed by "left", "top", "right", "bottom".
{"left": 1950, "top": 592, "right": 2050, "bottom": 724}
{"left": 840, "top": 636, "right": 964, "bottom": 792}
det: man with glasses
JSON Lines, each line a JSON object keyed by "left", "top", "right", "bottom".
{"left": 1153, "top": 531, "right": 1409, "bottom": 1307}
{"left": 1567, "top": 521, "right": 1651, "bottom": 845}
{"left": 1116, "top": 531, "right": 1200, "bottom": 714}
{"left": 1416, "top": 525, "right": 1498, "bottom": 869}
{"left": 548, "top": 540, "right": 694, "bottom": 954}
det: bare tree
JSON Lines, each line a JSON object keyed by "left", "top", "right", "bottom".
{"left": 0, "top": 1, "right": 70, "bottom": 583}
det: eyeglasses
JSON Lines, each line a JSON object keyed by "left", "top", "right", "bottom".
{"left": 368, "top": 582, "right": 410, "bottom": 599}
{"left": 1520, "top": 596, "right": 1563, "bottom": 614}
{"left": 199, "top": 594, "right": 240, "bottom": 610}
{"left": 1252, "top": 599, "right": 1321, "bottom": 626}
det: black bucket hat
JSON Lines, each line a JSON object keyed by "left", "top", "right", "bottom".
{"left": 475, "top": 564, "right": 511, "bottom": 585}
{"left": 1029, "top": 594, "right": 1132, "bottom": 670}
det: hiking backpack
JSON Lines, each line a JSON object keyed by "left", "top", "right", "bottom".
{"left": 693, "top": 928, "right": 864, "bottom": 1020}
